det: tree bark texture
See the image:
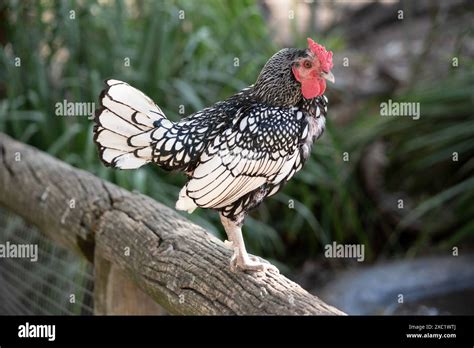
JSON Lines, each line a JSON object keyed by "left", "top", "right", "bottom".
{"left": 0, "top": 133, "right": 345, "bottom": 315}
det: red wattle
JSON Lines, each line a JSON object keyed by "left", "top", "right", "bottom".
{"left": 301, "top": 78, "right": 326, "bottom": 99}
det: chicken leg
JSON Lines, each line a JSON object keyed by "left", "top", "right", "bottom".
{"left": 220, "top": 214, "right": 278, "bottom": 273}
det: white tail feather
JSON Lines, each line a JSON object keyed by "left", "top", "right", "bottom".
{"left": 94, "top": 79, "right": 166, "bottom": 169}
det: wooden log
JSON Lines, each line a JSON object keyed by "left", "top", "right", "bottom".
{"left": 0, "top": 132, "right": 345, "bottom": 315}
{"left": 93, "top": 253, "right": 167, "bottom": 315}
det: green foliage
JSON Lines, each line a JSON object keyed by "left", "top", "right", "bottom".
{"left": 381, "top": 69, "right": 474, "bottom": 255}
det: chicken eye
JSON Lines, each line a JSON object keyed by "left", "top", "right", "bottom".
{"left": 303, "top": 60, "right": 312, "bottom": 69}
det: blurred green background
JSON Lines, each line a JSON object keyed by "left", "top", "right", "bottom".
{"left": 0, "top": 0, "right": 473, "bottom": 274}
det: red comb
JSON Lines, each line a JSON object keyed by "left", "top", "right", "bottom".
{"left": 307, "top": 38, "right": 333, "bottom": 71}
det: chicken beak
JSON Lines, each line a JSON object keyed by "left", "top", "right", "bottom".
{"left": 321, "top": 71, "right": 335, "bottom": 83}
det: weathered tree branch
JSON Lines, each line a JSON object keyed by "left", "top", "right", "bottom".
{"left": 0, "top": 132, "right": 345, "bottom": 315}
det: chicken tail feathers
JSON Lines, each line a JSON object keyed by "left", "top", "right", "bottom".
{"left": 93, "top": 79, "right": 168, "bottom": 169}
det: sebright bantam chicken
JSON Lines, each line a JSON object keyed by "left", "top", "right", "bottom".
{"left": 93, "top": 38, "right": 334, "bottom": 273}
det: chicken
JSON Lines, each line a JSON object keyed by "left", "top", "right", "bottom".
{"left": 93, "top": 38, "right": 334, "bottom": 273}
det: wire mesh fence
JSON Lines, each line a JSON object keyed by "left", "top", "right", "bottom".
{"left": 0, "top": 208, "right": 94, "bottom": 315}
